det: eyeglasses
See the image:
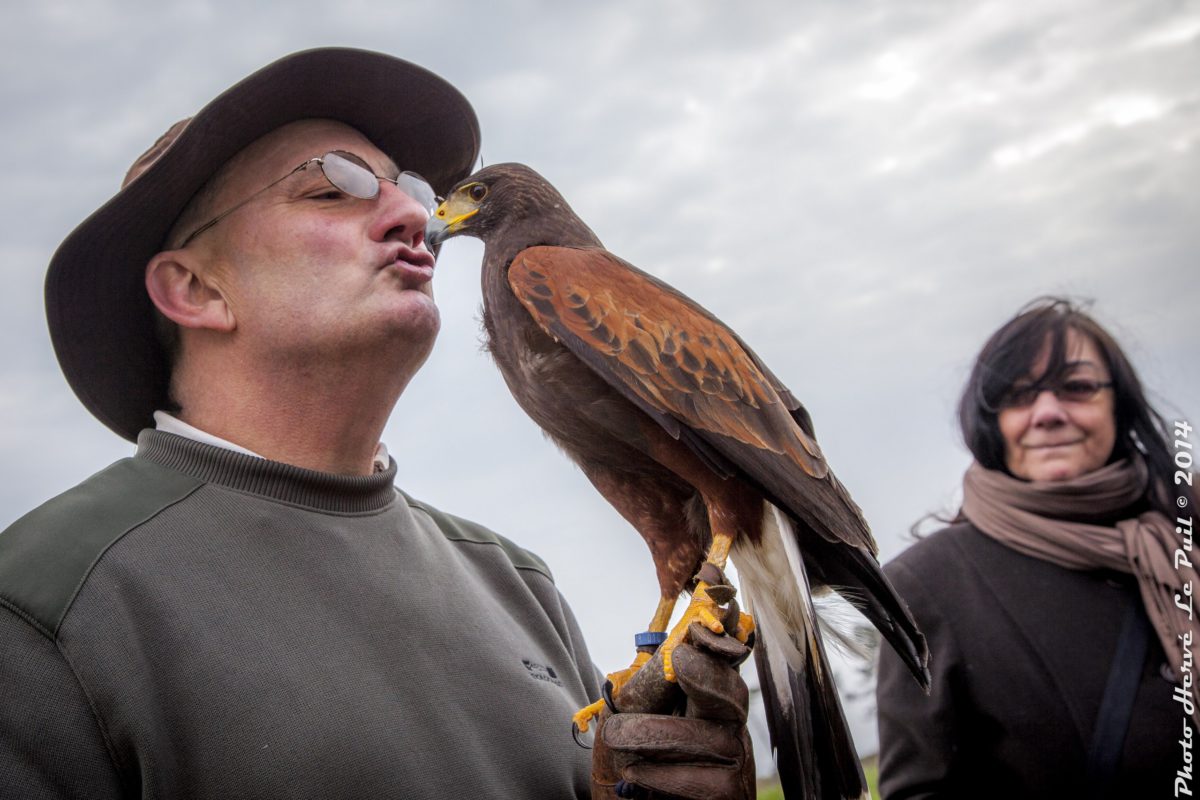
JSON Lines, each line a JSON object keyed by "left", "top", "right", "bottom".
{"left": 999, "top": 378, "right": 1114, "bottom": 409}
{"left": 179, "top": 151, "right": 440, "bottom": 247}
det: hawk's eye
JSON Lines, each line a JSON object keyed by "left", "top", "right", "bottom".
{"left": 468, "top": 183, "right": 488, "bottom": 201}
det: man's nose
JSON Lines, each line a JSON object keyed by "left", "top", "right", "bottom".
{"left": 370, "top": 180, "right": 432, "bottom": 247}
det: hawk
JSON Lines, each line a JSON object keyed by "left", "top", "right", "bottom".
{"left": 427, "top": 163, "right": 928, "bottom": 798}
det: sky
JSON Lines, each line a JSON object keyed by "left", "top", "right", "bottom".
{"left": 2, "top": 0, "right": 1197, "bottom": 765}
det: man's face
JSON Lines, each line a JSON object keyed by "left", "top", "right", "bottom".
{"left": 191, "top": 119, "right": 441, "bottom": 371}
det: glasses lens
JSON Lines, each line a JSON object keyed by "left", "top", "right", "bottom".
{"left": 1057, "top": 379, "right": 1101, "bottom": 402}
{"left": 321, "top": 152, "right": 381, "bottom": 199}
{"left": 395, "top": 171, "right": 439, "bottom": 214}
{"left": 316, "top": 155, "right": 437, "bottom": 213}
{"left": 1001, "top": 385, "right": 1039, "bottom": 409}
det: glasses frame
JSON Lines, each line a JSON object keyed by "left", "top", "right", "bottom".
{"left": 178, "top": 151, "right": 440, "bottom": 248}
{"left": 999, "top": 378, "right": 1114, "bottom": 410}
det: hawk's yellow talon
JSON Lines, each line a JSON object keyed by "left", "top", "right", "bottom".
{"left": 697, "top": 604, "right": 725, "bottom": 634}
{"left": 627, "top": 651, "right": 652, "bottom": 671}
{"left": 572, "top": 700, "right": 606, "bottom": 734}
{"left": 574, "top": 567, "right": 749, "bottom": 727}
{"left": 653, "top": 579, "right": 731, "bottom": 683}
{"left": 573, "top": 650, "right": 656, "bottom": 730}
{"left": 734, "top": 611, "right": 755, "bottom": 643}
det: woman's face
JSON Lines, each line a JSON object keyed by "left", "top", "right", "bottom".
{"left": 998, "top": 329, "right": 1118, "bottom": 482}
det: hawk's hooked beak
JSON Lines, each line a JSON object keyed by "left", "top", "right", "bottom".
{"left": 425, "top": 195, "right": 479, "bottom": 249}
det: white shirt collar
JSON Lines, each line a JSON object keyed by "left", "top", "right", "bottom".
{"left": 153, "top": 411, "right": 391, "bottom": 472}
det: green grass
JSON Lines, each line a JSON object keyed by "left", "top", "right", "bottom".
{"left": 756, "top": 756, "right": 879, "bottom": 799}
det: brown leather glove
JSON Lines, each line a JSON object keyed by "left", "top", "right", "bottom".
{"left": 590, "top": 623, "right": 756, "bottom": 800}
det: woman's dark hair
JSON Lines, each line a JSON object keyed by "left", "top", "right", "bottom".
{"left": 958, "top": 296, "right": 1181, "bottom": 518}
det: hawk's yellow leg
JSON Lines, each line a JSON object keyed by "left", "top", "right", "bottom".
{"left": 572, "top": 532, "right": 756, "bottom": 733}
{"left": 659, "top": 531, "right": 755, "bottom": 682}
{"left": 572, "top": 595, "right": 677, "bottom": 734}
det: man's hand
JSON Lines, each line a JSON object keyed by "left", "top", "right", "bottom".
{"left": 591, "top": 623, "right": 756, "bottom": 800}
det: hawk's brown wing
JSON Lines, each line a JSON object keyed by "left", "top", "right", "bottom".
{"left": 508, "top": 245, "right": 873, "bottom": 552}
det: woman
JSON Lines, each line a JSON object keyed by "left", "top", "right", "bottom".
{"left": 876, "top": 298, "right": 1194, "bottom": 798}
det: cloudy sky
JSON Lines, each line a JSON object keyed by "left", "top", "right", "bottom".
{"left": 2, "top": 0, "right": 1197, "bottom": 761}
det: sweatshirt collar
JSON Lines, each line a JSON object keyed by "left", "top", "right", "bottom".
{"left": 153, "top": 410, "right": 391, "bottom": 473}
{"left": 137, "top": 429, "right": 399, "bottom": 513}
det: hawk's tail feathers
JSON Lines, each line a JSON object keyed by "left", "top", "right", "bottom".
{"left": 734, "top": 507, "right": 869, "bottom": 800}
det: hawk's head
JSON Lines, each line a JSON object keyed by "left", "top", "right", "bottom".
{"left": 425, "top": 163, "right": 596, "bottom": 251}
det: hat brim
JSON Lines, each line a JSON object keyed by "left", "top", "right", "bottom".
{"left": 46, "top": 47, "right": 481, "bottom": 442}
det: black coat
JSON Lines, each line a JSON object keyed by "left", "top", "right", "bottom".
{"left": 876, "top": 522, "right": 1181, "bottom": 799}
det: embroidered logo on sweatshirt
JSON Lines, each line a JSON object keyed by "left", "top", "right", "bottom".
{"left": 522, "top": 659, "right": 563, "bottom": 687}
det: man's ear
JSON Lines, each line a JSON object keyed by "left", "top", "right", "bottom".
{"left": 145, "top": 250, "right": 236, "bottom": 333}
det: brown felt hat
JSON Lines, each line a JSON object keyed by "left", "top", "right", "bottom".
{"left": 45, "top": 47, "right": 480, "bottom": 442}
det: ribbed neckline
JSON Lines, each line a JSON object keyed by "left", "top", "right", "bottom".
{"left": 136, "top": 430, "right": 399, "bottom": 513}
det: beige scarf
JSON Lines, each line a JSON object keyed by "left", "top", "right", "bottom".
{"left": 962, "top": 459, "right": 1197, "bottom": 728}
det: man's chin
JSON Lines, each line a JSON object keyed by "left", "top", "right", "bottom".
{"left": 389, "top": 299, "right": 440, "bottom": 343}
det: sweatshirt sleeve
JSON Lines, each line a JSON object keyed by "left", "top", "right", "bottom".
{"left": 0, "top": 606, "right": 124, "bottom": 799}
{"left": 876, "top": 558, "right": 964, "bottom": 800}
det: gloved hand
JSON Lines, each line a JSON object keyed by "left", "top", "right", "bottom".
{"left": 590, "top": 622, "right": 756, "bottom": 800}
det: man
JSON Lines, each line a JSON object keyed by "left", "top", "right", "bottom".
{"left": 0, "top": 49, "right": 754, "bottom": 798}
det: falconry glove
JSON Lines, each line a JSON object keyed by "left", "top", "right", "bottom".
{"left": 591, "top": 623, "right": 756, "bottom": 800}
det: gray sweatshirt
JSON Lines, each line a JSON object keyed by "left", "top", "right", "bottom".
{"left": 0, "top": 430, "right": 601, "bottom": 798}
